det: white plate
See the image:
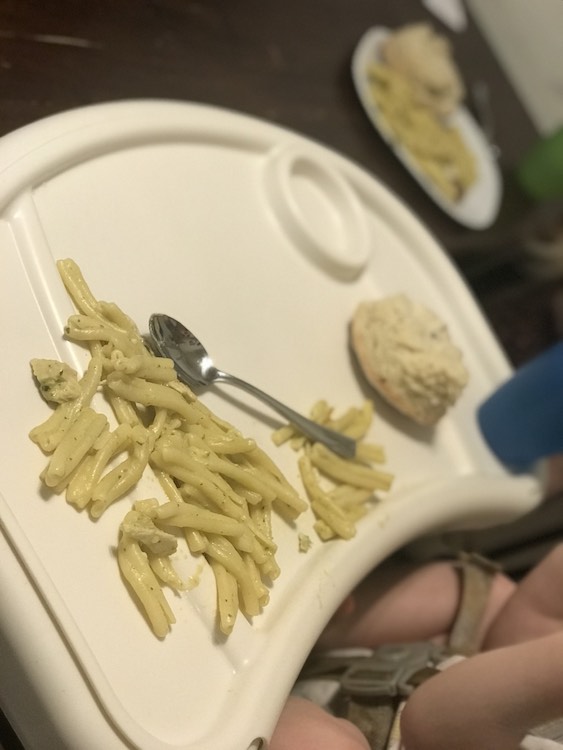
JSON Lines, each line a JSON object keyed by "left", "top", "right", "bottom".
{"left": 351, "top": 26, "right": 503, "bottom": 229}
{"left": 0, "top": 100, "right": 540, "bottom": 750}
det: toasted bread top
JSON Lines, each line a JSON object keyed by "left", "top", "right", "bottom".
{"left": 350, "top": 294, "right": 468, "bottom": 426}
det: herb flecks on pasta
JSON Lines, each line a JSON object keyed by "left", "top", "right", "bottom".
{"left": 272, "top": 399, "right": 393, "bottom": 541}
{"left": 29, "top": 259, "right": 305, "bottom": 637}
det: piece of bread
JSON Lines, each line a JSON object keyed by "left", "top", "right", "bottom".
{"left": 350, "top": 294, "right": 468, "bottom": 426}
{"left": 381, "top": 23, "right": 465, "bottom": 118}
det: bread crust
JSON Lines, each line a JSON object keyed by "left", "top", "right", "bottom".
{"left": 350, "top": 295, "right": 468, "bottom": 426}
{"left": 381, "top": 22, "right": 465, "bottom": 118}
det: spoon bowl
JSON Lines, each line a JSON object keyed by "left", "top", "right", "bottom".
{"left": 149, "top": 313, "right": 357, "bottom": 458}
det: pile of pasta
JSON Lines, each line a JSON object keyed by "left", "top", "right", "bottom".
{"left": 366, "top": 62, "right": 477, "bottom": 203}
{"left": 272, "top": 400, "right": 393, "bottom": 541}
{"left": 29, "top": 259, "right": 307, "bottom": 637}
{"left": 29, "top": 259, "right": 394, "bottom": 638}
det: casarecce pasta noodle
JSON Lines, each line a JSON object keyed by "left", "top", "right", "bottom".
{"left": 29, "top": 259, "right": 306, "bottom": 637}
{"left": 272, "top": 400, "right": 394, "bottom": 541}
{"left": 365, "top": 62, "right": 477, "bottom": 203}
{"left": 29, "top": 259, "right": 393, "bottom": 637}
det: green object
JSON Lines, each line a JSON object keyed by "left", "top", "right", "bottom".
{"left": 516, "top": 125, "right": 563, "bottom": 201}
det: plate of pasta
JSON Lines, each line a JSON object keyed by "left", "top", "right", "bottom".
{"left": 0, "top": 100, "right": 539, "bottom": 750}
{"left": 351, "top": 25, "right": 502, "bottom": 228}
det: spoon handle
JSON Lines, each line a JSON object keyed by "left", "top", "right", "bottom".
{"left": 215, "top": 370, "right": 356, "bottom": 459}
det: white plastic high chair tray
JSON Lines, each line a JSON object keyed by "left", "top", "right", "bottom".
{"left": 0, "top": 100, "right": 541, "bottom": 750}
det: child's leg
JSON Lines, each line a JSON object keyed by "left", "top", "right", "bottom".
{"left": 270, "top": 556, "right": 516, "bottom": 750}
{"left": 485, "top": 541, "right": 563, "bottom": 648}
{"left": 269, "top": 696, "right": 369, "bottom": 750}
{"left": 401, "top": 543, "right": 563, "bottom": 749}
{"left": 401, "top": 631, "right": 563, "bottom": 750}
{"left": 318, "top": 558, "right": 514, "bottom": 651}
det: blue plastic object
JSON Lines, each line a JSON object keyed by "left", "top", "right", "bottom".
{"left": 478, "top": 341, "right": 563, "bottom": 470}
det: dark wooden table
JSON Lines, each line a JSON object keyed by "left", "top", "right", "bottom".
{"left": 0, "top": 0, "right": 558, "bottom": 369}
{"left": 0, "top": 1, "right": 539, "bottom": 245}
{"left": 0, "top": 2, "right": 559, "bottom": 746}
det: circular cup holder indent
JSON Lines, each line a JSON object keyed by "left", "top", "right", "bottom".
{"left": 263, "top": 145, "right": 370, "bottom": 280}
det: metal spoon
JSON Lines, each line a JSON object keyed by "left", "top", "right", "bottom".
{"left": 149, "top": 313, "right": 356, "bottom": 458}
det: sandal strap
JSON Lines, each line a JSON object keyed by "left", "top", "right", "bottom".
{"left": 295, "top": 553, "right": 502, "bottom": 748}
{"left": 448, "top": 552, "right": 501, "bottom": 656}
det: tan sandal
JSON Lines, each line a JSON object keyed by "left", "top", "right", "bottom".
{"left": 293, "top": 552, "right": 500, "bottom": 749}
